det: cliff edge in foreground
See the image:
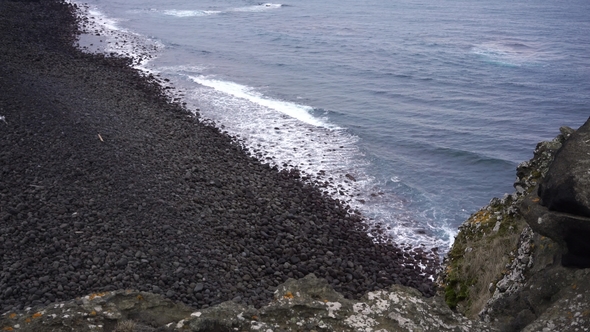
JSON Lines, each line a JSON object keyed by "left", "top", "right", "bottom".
{"left": 1, "top": 274, "right": 494, "bottom": 332}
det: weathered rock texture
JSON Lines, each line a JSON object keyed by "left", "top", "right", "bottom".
{"left": 538, "top": 120, "right": 590, "bottom": 218}
{"left": 0, "top": 274, "right": 496, "bottom": 332}
{"left": 441, "top": 120, "right": 590, "bottom": 331}
{"left": 439, "top": 126, "right": 571, "bottom": 316}
{"left": 523, "top": 118, "right": 590, "bottom": 268}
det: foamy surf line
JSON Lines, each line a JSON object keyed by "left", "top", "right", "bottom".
{"left": 72, "top": 2, "right": 162, "bottom": 67}
{"left": 162, "top": 9, "right": 220, "bottom": 17}
{"left": 158, "top": 3, "right": 282, "bottom": 17}
{"left": 190, "top": 76, "right": 333, "bottom": 128}
{"left": 69, "top": 1, "right": 452, "bottom": 252}
{"left": 179, "top": 73, "right": 451, "bottom": 250}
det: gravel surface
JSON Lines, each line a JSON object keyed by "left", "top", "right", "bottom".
{"left": 0, "top": 0, "right": 438, "bottom": 313}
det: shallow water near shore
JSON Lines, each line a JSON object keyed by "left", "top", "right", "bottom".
{"left": 73, "top": 0, "right": 590, "bottom": 250}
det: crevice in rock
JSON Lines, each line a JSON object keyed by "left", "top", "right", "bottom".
{"left": 562, "top": 228, "right": 590, "bottom": 268}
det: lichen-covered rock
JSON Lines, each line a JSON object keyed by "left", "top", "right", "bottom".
{"left": 475, "top": 119, "right": 590, "bottom": 330}
{"left": 245, "top": 274, "right": 495, "bottom": 332}
{"left": 481, "top": 226, "right": 535, "bottom": 301}
{"left": 0, "top": 290, "right": 194, "bottom": 332}
{"left": 438, "top": 127, "right": 571, "bottom": 317}
{"left": 478, "top": 231, "right": 563, "bottom": 330}
{"left": 441, "top": 122, "right": 590, "bottom": 332}
{"left": 1, "top": 274, "right": 496, "bottom": 332}
{"left": 439, "top": 194, "right": 527, "bottom": 316}
{"left": 520, "top": 269, "right": 590, "bottom": 332}
{"left": 480, "top": 243, "right": 590, "bottom": 332}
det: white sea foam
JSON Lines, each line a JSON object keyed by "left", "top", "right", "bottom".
{"left": 74, "top": 4, "right": 162, "bottom": 67}
{"left": 349, "top": 179, "right": 454, "bottom": 249}
{"left": 171, "top": 73, "right": 368, "bottom": 204}
{"left": 162, "top": 9, "right": 220, "bottom": 17}
{"left": 471, "top": 40, "right": 557, "bottom": 67}
{"left": 162, "top": 71, "right": 447, "bottom": 250}
{"left": 190, "top": 76, "right": 332, "bottom": 128}
{"left": 157, "top": 4, "right": 281, "bottom": 18}
{"left": 87, "top": 9, "right": 121, "bottom": 31}
{"left": 232, "top": 3, "right": 283, "bottom": 12}
{"left": 71, "top": 1, "right": 451, "bottom": 251}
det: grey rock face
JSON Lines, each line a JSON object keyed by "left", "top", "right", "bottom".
{"left": 521, "top": 269, "right": 590, "bottom": 332}
{"left": 482, "top": 246, "right": 590, "bottom": 332}
{"left": 521, "top": 118, "right": 590, "bottom": 268}
{"left": 539, "top": 118, "right": 590, "bottom": 218}
{"left": 521, "top": 192, "right": 590, "bottom": 267}
{"left": 438, "top": 127, "right": 571, "bottom": 318}
{"left": 444, "top": 123, "right": 590, "bottom": 331}
{"left": 477, "top": 122, "right": 590, "bottom": 331}
{"left": 480, "top": 226, "right": 535, "bottom": 312}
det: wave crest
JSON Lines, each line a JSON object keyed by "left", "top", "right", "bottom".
{"left": 162, "top": 9, "right": 220, "bottom": 17}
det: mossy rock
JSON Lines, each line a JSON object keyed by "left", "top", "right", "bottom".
{"left": 439, "top": 129, "right": 571, "bottom": 317}
{"left": 441, "top": 198, "right": 528, "bottom": 316}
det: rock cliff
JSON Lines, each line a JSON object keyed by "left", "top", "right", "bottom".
{"left": 440, "top": 117, "right": 590, "bottom": 331}
{"left": 1, "top": 274, "right": 494, "bottom": 332}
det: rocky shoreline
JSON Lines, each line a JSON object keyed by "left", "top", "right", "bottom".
{"left": 0, "top": 0, "right": 437, "bottom": 317}
{"left": 0, "top": 274, "right": 495, "bottom": 332}
{"left": 3, "top": 1, "right": 590, "bottom": 331}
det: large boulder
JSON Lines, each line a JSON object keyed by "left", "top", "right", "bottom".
{"left": 538, "top": 117, "right": 590, "bottom": 217}
{"left": 441, "top": 123, "right": 590, "bottom": 332}
{"left": 480, "top": 237, "right": 590, "bottom": 332}
{"left": 521, "top": 117, "right": 590, "bottom": 267}
{"left": 438, "top": 126, "right": 571, "bottom": 318}
{"left": 520, "top": 192, "right": 590, "bottom": 267}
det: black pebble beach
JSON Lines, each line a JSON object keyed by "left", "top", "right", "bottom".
{"left": 0, "top": 0, "right": 438, "bottom": 312}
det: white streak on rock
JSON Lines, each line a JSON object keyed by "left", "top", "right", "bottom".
{"left": 325, "top": 302, "right": 341, "bottom": 318}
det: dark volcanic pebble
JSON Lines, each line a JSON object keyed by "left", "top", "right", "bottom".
{"left": 0, "top": 0, "right": 438, "bottom": 313}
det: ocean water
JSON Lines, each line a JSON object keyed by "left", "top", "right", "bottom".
{"left": 73, "top": 0, "right": 590, "bottom": 250}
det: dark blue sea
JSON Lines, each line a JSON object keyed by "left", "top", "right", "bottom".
{"left": 74, "top": 0, "right": 590, "bottom": 250}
